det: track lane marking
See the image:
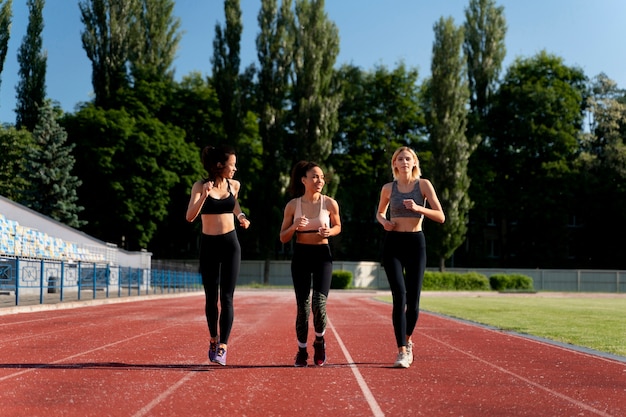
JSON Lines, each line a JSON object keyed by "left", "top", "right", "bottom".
{"left": 0, "top": 323, "right": 183, "bottom": 382}
{"left": 328, "top": 319, "right": 385, "bottom": 417}
{"left": 423, "top": 332, "right": 616, "bottom": 417}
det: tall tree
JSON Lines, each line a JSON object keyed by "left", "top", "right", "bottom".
{"left": 462, "top": 0, "right": 506, "bottom": 268}
{"left": 79, "top": 0, "right": 140, "bottom": 108}
{"left": 212, "top": 0, "right": 243, "bottom": 145}
{"left": 463, "top": 0, "right": 506, "bottom": 148}
{"left": 130, "top": 0, "right": 181, "bottom": 83}
{"left": 575, "top": 73, "right": 626, "bottom": 268}
{"left": 15, "top": 0, "right": 46, "bottom": 131}
{"left": 422, "top": 17, "right": 471, "bottom": 270}
{"left": 0, "top": 0, "right": 12, "bottom": 109}
{"left": 20, "top": 101, "right": 84, "bottom": 227}
{"left": 253, "top": 0, "right": 294, "bottom": 266}
{"left": 487, "top": 51, "right": 587, "bottom": 267}
{"left": 290, "top": 0, "right": 340, "bottom": 163}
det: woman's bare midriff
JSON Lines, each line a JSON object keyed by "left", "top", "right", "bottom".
{"left": 390, "top": 217, "right": 423, "bottom": 232}
{"left": 201, "top": 213, "right": 235, "bottom": 235}
{"left": 295, "top": 233, "right": 329, "bottom": 245}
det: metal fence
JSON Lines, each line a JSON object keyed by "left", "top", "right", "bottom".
{"left": 237, "top": 261, "right": 625, "bottom": 293}
{"left": 0, "top": 256, "right": 202, "bottom": 306}
{"left": 2, "top": 256, "right": 623, "bottom": 307}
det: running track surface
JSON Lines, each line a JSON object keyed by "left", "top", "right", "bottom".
{"left": 1, "top": 290, "right": 624, "bottom": 417}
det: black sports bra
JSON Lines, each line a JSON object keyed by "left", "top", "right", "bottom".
{"left": 200, "top": 179, "right": 236, "bottom": 215}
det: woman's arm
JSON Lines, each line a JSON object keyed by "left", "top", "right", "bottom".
{"left": 279, "top": 200, "right": 298, "bottom": 243}
{"left": 376, "top": 183, "right": 395, "bottom": 231}
{"left": 326, "top": 197, "right": 341, "bottom": 237}
{"left": 231, "top": 180, "right": 250, "bottom": 229}
{"left": 419, "top": 179, "right": 445, "bottom": 224}
{"left": 185, "top": 180, "right": 208, "bottom": 223}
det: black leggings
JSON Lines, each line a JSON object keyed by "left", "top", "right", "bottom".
{"left": 199, "top": 230, "right": 241, "bottom": 345}
{"left": 291, "top": 243, "right": 333, "bottom": 345}
{"left": 382, "top": 231, "right": 426, "bottom": 348}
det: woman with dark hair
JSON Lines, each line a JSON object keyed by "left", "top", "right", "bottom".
{"left": 376, "top": 146, "right": 445, "bottom": 368}
{"left": 186, "top": 144, "right": 250, "bottom": 366}
{"left": 279, "top": 161, "right": 341, "bottom": 367}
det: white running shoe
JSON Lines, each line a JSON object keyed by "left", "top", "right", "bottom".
{"left": 393, "top": 351, "right": 410, "bottom": 368}
{"left": 406, "top": 341, "right": 414, "bottom": 365}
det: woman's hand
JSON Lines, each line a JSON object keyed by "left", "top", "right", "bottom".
{"left": 318, "top": 223, "right": 330, "bottom": 238}
{"left": 295, "top": 216, "right": 309, "bottom": 230}
{"left": 403, "top": 198, "right": 420, "bottom": 213}
{"left": 382, "top": 220, "right": 396, "bottom": 231}
{"left": 203, "top": 181, "right": 214, "bottom": 196}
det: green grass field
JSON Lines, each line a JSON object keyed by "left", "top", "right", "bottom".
{"left": 379, "top": 293, "right": 626, "bottom": 357}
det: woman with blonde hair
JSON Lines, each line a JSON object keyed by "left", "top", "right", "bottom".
{"left": 376, "top": 146, "right": 445, "bottom": 368}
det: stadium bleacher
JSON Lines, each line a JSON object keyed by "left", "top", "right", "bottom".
{"left": 0, "top": 213, "right": 105, "bottom": 263}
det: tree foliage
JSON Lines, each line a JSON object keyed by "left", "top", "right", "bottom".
{"left": 20, "top": 101, "right": 84, "bottom": 227}
{"left": 79, "top": 0, "right": 140, "bottom": 108}
{"left": 130, "top": 0, "right": 181, "bottom": 82}
{"left": 0, "top": 0, "right": 13, "bottom": 100}
{"left": 0, "top": 126, "right": 34, "bottom": 201}
{"left": 423, "top": 17, "right": 471, "bottom": 270}
{"left": 463, "top": 0, "right": 506, "bottom": 147}
{"left": 15, "top": 0, "right": 46, "bottom": 131}
{"left": 212, "top": 0, "right": 244, "bottom": 145}
{"left": 252, "top": 0, "right": 294, "bottom": 261}
{"left": 290, "top": 0, "right": 340, "bottom": 163}
{"left": 485, "top": 51, "right": 587, "bottom": 266}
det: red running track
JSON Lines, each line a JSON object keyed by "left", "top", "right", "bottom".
{"left": 0, "top": 290, "right": 624, "bottom": 417}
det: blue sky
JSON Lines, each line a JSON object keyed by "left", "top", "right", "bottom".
{"left": 1, "top": 0, "right": 625, "bottom": 123}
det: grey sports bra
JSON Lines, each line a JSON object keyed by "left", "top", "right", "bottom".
{"left": 389, "top": 180, "right": 425, "bottom": 219}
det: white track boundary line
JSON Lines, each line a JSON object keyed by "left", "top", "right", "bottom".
{"left": 328, "top": 319, "right": 385, "bottom": 417}
{"left": 423, "top": 333, "right": 616, "bottom": 417}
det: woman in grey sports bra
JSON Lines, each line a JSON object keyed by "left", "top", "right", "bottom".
{"left": 279, "top": 161, "right": 342, "bottom": 367}
{"left": 376, "top": 146, "right": 445, "bottom": 368}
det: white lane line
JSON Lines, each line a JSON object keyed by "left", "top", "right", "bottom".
{"left": 423, "top": 333, "right": 616, "bottom": 417}
{"left": 132, "top": 371, "right": 200, "bottom": 417}
{"left": 0, "top": 324, "right": 181, "bottom": 382}
{"left": 328, "top": 319, "right": 385, "bottom": 417}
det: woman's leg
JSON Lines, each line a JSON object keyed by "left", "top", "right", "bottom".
{"left": 403, "top": 232, "right": 426, "bottom": 337}
{"left": 311, "top": 245, "right": 332, "bottom": 337}
{"left": 383, "top": 233, "right": 408, "bottom": 348}
{"left": 200, "top": 234, "right": 220, "bottom": 340}
{"left": 291, "top": 244, "right": 313, "bottom": 346}
{"left": 216, "top": 231, "right": 241, "bottom": 345}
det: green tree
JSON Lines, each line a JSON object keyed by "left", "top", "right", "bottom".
{"left": 422, "top": 17, "right": 471, "bottom": 270}
{"left": 130, "top": 0, "right": 181, "bottom": 83}
{"left": 20, "top": 101, "right": 84, "bottom": 227}
{"left": 79, "top": 0, "right": 140, "bottom": 108}
{"left": 212, "top": 0, "right": 243, "bottom": 145}
{"left": 253, "top": 0, "right": 294, "bottom": 265}
{"left": 463, "top": 0, "right": 506, "bottom": 147}
{"left": 0, "top": 126, "right": 34, "bottom": 200}
{"left": 15, "top": 0, "right": 46, "bottom": 131}
{"left": 462, "top": 0, "right": 507, "bottom": 268}
{"left": 331, "top": 63, "right": 425, "bottom": 260}
{"left": 576, "top": 74, "right": 626, "bottom": 268}
{"left": 487, "top": 51, "right": 587, "bottom": 267}
{"left": 63, "top": 103, "right": 194, "bottom": 250}
{"left": 0, "top": 0, "right": 13, "bottom": 110}
{"left": 290, "top": 0, "right": 340, "bottom": 163}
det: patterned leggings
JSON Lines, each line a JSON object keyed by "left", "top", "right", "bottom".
{"left": 291, "top": 243, "right": 333, "bottom": 346}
